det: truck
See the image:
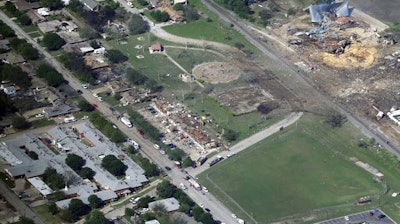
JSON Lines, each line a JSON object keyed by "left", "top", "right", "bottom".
{"left": 120, "top": 117, "right": 132, "bottom": 128}
{"left": 196, "top": 157, "right": 207, "bottom": 166}
{"left": 129, "top": 139, "right": 140, "bottom": 150}
{"left": 188, "top": 179, "right": 201, "bottom": 191}
{"left": 64, "top": 116, "right": 76, "bottom": 123}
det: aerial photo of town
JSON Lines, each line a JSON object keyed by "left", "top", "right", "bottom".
{"left": 1, "top": 0, "right": 400, "bottom": 223}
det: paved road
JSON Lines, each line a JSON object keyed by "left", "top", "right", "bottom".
{"left": 0, "top": 180, "right": 44, "bottom": 224}
{"left": 316, "top": 210, "right": 395, "bottom": 224}
{"left": 190, "top": 112, "right": 303, "bottom": 177}
{"left": 0, "top": 9, "right": 240, "bottom": 224}
{"left": 198, "top": 0, "right": 400, "bottom": 161}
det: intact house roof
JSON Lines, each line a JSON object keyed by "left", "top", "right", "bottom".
{"left": 27, "top": 177, "right": 53, "bottom": 197}
{"left": 42, "top": 99, "right": 80, "bottom": 118}
{"left": 14, "top": 0, "right": 40, "bottom": 11}
{"left": 37, "top": 20, "right": 62, "bottom": 33}
{"left": 0, "top": 52, "right": 26, "bottom": 64}
{"left": 148, "top": 197, "right": 180, "bottom": 212}
{"left": 56, "top": 190, "right": 117, "bottom": 209}
{"left": 0, "top": 39, "right": 10, "bottom": 51}
{"left": 80, "top": 0, "right": 100, "bottom": 11}
{"left": 26, "top": 10, "right": 45, "bottom": 24}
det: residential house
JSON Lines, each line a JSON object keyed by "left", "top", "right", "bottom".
{"left": 80, "top": 0, "right": 100, "bottom": 11}
{"left": 149, "top": 43, "right": 163, "bottom": 54}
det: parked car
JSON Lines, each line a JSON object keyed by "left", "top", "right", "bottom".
{"left": 165, "top": 166, "right": 171, "bottom": 171}
{"left": 153, "top": 144, "right": 160, "bottom": 150}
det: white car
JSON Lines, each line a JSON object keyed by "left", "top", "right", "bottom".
{"left": 153, "top": 144, "right": 160, "bottom": 150}
{"left": 92, "top": 93, "right": 98, "bottom": 98}
{"left": 159, "top": 150, "right": 165, "bottom": 155}
{"left": 344, "top": 216, "right": 349, "bottom": 221}
{"left": 35, "top": 114, "right": 44, "bottom": 118}
{"left": 0, "top": 134, "right": 6, "bottom": 138}
{"left": 98, "top": 97, "right": 103, "bottom": 102}
{"left": 203, "top": 187, "right": 208, "bottom": 193}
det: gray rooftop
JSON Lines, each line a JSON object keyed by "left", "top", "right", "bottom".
{"left": 305, "top": 1, "right": 352, "bottom": 23}
{"left": 149, "top": 197, "right": 180, "bottom": 212}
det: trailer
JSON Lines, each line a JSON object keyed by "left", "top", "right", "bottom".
{"left": 120, "top": 117, "right": 132, "bottom": 128}
{"left": 188, "top": 179, "right": 201, "bottom": 191}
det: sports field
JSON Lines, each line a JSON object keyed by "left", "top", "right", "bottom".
{"left": 198, "top": 114, "right": 382, "bottom": 223}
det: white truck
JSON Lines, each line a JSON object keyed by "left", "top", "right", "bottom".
{"left": 188, "top": 179, "right": 202, "bottom": 191}
{"left": 129, "top": 139, "right": 140, "bottom": 150}
{"left": 120, "top": 116, "right": 133, "bottom": 128}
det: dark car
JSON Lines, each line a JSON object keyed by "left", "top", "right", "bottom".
{"left": 165, "top": 166, "right": 171, "bottom": 171}
{"left": 378, "top": 214, "right": 386, "bottom": 219}
{"left": 205, "top": 208, "right": 211, "bottom": 212}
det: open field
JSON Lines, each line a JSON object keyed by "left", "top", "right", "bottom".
{"left": 32, "top": 204, "right": 64, "bottom": 224}
{"left": 184, "top": 93, "right": 283, "bottom": 143}
{"left": 165, "top": 47, "right": 223, "bottom": 72}
{"left": 198, "top": 114, "right": 390, "bottom": 223}
{"left": 349, "top": 0, "right": 400, "bottom": 25}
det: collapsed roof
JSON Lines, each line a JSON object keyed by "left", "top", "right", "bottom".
{"left": 305, "top": 1, "right": 353, "bottom": 23}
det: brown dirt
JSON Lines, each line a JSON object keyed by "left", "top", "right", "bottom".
{"left": 192, "top": 62, "right": 241, "bottom": 84}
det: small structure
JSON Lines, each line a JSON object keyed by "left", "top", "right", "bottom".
{"left": 26, "top": 10, "right": 45, "bottom": 24}
{"left": 304, "top": 1, "right": 352, "bottom": 23}
{"left": 145, "top": 220, "right": 161, "bottom": 224}
{"left": 14, "top": 0, "right": 40, "bottom": 11}
{"left": 27, "top": 177, "right": 53, "bottom": 197}
{"left": 37, "top": 20, "right": 62, "bottom": 33}
{"left": 80, "top": 47, "right": 95, "bottom": 54}
{"left": 80, "top": 0, "right": 100, "bottom": 11}
{"left": 0, "top": 52, "right": 26, "bottom": 64}
{"left": 3, "top": 86, "right": 17, "bottom": 97}
{"left": 0, "top": 39, "right": 10, "bottom": 51}
{"left": 37, "top": 8, "right": 50, "bottom": 16}
{"left": 149, "top": 43, "right": 164, "bottom": 54}
{"left": 173, "top": 0, "right": 187, "bottom": 4}
{"left": 148, "top": 197, "right": 180, "bottom": 212}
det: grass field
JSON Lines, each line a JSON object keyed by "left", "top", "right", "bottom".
{"left": 32, "top": 205, "right": 64, "bottom": 224}
{"left": 198, "top": 114, "right": 384, "bottom": 223}
{"left": 165, "top": 47, "right": 223, "bottom": 72}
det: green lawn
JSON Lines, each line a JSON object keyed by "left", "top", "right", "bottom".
{"left": 32, "top": 205, "right": 64, "bottom": 224}
{"left": 164, "top": 18, "right": 257, "bottom": 54}
{"left": 184, "top": 93, "right": 282, "bottom": 142}
{"left": 165, "top": 47, "right": 223, "bottom": 72}
{"left": 198, "top": 114, "right": 383, "bottom": 223}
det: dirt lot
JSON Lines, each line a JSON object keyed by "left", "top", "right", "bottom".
{"left": 268, "top": 6, "right": 400, "bottom": 143}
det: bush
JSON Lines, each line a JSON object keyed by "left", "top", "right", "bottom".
{"left": 12, "top": 116, "right": 30, "bottom": 130}
{"left": 105, "top": 49, "right": 128, "bottom": 63}
{"left": 223, "top": 129, "right": 239, "bottom": 142}
{"left": 128, "top": 14, "right": 149, "bottom": 35}
{"left": 149, "top": 11, "right": 170, "bottom": 22}
{"left": 325, "top": 110, "right": 347, "bottom": 128}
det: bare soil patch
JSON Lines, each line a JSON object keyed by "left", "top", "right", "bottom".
{"left": 192, "top": 62, "right": 241, "bottom": 84}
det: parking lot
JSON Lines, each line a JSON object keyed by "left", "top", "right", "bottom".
{"left": 316, "top": 210, "right": 396, "bottom": 224}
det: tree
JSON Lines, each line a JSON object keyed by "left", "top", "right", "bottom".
{"left": 259, "top": 9, "right": 273, "bottom": 25}
{"left": 137, "top": 195, "right": 153, "bottom": 208}
{"left": 17, "top": 14, "right": 32, "bottom": 26}
{"left": 128, "top": 14, "right": 149, "bottom": 35}
{"left": 40, "top": 0, "right": 64, "bottom": 10}
{"left": 28, "top": 151, "right": 39, "bottom": 160}
{"left": 69, "top": 198, "right": 90, "bottom": 219}
{"left": 179, "top": 203, "right": 191, "bottom": 214}
{"left": 182, "top": 157, "right": 194, "bottom": 168}
{"left": 17, "top": 43, "right": 39, "bottom": 60}
{"left": 85, "top": 210, "right": 108, "bottom": 224}
{"left": 12, "top": 116, "right": 30, "bottom": 130}
{"left": 199, "top": 212, "right": 215, "bottom": 224}
{"left": 149, "top": 11, "right": 170, "bottom": 22}
{"left": 78, "top": 100, "right": 95, "bottom": 112}
{"left": 257, "top": 102, "right": 279, "bottom": 114}
{"left": 223, "top": 129, "right": 239, "bottom": 142}
{"left": 60, "top": 209, "right": 75, "bottom": 222}
{"left": 156, "top": 180, "right": 176, "bottom": 198}
{"left": 42, "top": 33, "right": 66, "bottom": 51}
{"left": 101, "top": 155, "right": 126, "bottom": 176}
{"left": 88, "top": 195, "right": 103, "bottom": 209}
{"left": 80, "top": 167, "right": 95, "bottom": 179}
{"left": 79, "top": 26, "right": 99, "bottom": 39}
{"left": 48, "top": 202, "right": 58, "bottom": 215}
{"left": 0, "top": 20, "right": 15, "bottom": 37}
{"left": 183, "top": 6, "right": 200, "bottom": 22}
{"left": 192, "top": 205, "right": 204, "bottom": 220}
{"left": 42, "top": 167, "right": 65, "bottom": 190}
{"left": 65, "top": 154, "right": 85, "bottom": 171}
{"left": 106, "top": 49, "right": 128, "bottom": 64}
{"left": 326, "top": 110, "right": 347, "bottom": 128}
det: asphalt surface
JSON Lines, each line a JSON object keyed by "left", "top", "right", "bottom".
{"left": 2, "top": 2, "right": 400, "bottom": 224}
{"left": 0, "top": 180, "right": 44, "bottom": 224}
{"left": 316, "top": 210, "right": 396, "bottom": 224}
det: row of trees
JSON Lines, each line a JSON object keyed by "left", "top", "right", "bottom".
{"left": 42, "top": 33, "right": 66, "bottom": 51}
{"left": 0, "top": 20, "right": 15, "bottom": 38}
{"left": 129, "top": 152, "right": 160, "bottom": 177}
{"left": 10, "top": 38, "right": 39, "bottom": 60}
{"left": 0, "top": 63, "right": 31, "bottom": 89}
{"left": 89, "top": 112, "right": 126, "bottom": 143}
